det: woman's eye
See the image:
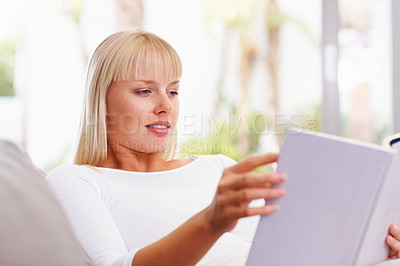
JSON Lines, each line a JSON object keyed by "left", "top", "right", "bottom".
{"left": 169, "top": 90, "right": 179, "bottom": 96}
{"left": 136, "top": 89, "right": 151, "bottom": 95}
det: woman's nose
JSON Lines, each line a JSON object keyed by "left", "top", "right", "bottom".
{"left": 154, "top": 94, "right": 172, "bottom": 114}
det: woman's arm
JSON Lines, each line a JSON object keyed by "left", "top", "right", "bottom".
{"left": 47, "top": 166, "right": 137, "bottom": 266}
{"left": 132, "top": 153, "right": 286, "bottom": 266}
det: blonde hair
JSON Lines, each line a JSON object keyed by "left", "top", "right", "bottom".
{"left": 74, "top": 29, "right": 182, "bottom": 166}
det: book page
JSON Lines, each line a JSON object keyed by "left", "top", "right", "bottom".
{"left": 355, "top": 151, "right": 400, "bottom": 265}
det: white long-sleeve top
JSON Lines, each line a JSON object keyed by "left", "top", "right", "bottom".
{"left": 46, "top": 154, "right": 260, "bottom": 266}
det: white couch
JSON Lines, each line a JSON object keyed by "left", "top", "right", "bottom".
{"left": 0, "top": 140, "right": 94, "bottom": 266}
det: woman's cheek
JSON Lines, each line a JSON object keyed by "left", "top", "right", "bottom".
{"left": 116, "top": 111, "right": 141, "bottom": 134}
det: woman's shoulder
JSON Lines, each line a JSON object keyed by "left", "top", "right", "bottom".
{"left": 47, "top": 164, "right": 89, "bottom": 177}
{"left": 46, "top": 164, "right": 101, "bottom": 184}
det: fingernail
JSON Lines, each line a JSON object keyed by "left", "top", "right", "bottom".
{"left": 276, "top": 187, "right": 286, "bottom": 196}
{"left": 276, "top": 173, "right": 287, "bottom": 182}
{"left": 268, "top": 204, "right": 279, "bottom": 212}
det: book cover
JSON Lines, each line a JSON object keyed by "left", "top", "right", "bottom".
{"left": 246, "top": 129, "right": 400, "bottom": 266}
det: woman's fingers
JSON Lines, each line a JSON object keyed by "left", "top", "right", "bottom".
{"left": 387, "top": 224, "right": 400, "bottom": 259}
{"left": 245, "top": 204, "right": 279, "bottom": 217}
{"left": 215, "top": 155, "right": 286, "bottom": 221}
{"left": 220, "top": 172, "right": 286, "bottom": 190}
{"left": 219, "top": 187, "right": 285, "bottom": 205}
{"left": 228, "top": 153, "right": 279, "bottom": 174}
{"left": 390, "top": 224, "right": 400, "bottom": 243}
{"left": 205, "top": 153, "right": 285, "bottom": 233}
{"left": 222, "top": 204, "right": 280, "bottom": 219}
{"left": 387, "top": 235, "right": 400, "bottom": 258}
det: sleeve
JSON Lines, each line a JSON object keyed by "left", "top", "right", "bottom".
{"left": 374, "top": 259, "right": 400, "bottom": 266}
{"left": 46, "top": 166, "right": 137, "bottom": 266}
{"left": 230, "top": 213, "right": 260, "bottom": 243}
{"left": 218, "top": 154, "right": 237, "bottom": 168}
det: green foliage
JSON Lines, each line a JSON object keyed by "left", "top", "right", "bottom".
{"left": 61, "top": 0, "right": 86, "bottom": 24}
{"left": 178, "top": 109, "right": 267, "bottom": 162}
{"left": 266, "top": 12, "right": 319, "bottom": 47}
{"left": 0, "top": 34, "right": 17, "bottom": 97}
{"left": 178, "top": 104, "right": 322, "bottom": 173}
{"left": 205, "top": 0, "right": 319, "bottom": 47}
{"left": 291, "top": 103, "right": 321, "bottom": 132}
{"left": 178, "top": 117, "right": 242, "bottom": 161}
{"left": 201, "top": 0, "right": 321, "bottom": 171}
{"left": 270, "top": 103, "right": 321, "bottom": 139}
{"left": 205, "top": 0, "right": 256, "bottom": 27}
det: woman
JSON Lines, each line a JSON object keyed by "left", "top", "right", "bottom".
{"left": 46, "top": 29, "right": 286, "bottom": 266}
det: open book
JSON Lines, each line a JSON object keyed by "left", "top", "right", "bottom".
{"left": 246, "top": 129, "right": 400, "bottom": 266}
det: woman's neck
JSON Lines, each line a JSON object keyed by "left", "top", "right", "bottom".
{"left": 101, "top": 143, "right": 168, "bottom": 172}
{"left": 101, "top": 142, "right": 193, "bottom": 172}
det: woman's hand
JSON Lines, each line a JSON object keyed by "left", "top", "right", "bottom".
{"left": 133, "top": 153, "right": 285, "bottom": 266}
{"left": 387, "top": 221, "right": 400, "bottom": 260}
{"left": 204, "top": 153, "right": 286, "bottom": 234}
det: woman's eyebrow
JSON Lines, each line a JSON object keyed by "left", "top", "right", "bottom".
{"left": 169, "top": 80, "right": 180, "bottom": 86}
{"left": 134, "top": 80, "right": 156, "bottom": 84}
{"left": 134, "top": 80, "right": 180, "bottom": 86}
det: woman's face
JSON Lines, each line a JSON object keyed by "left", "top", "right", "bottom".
{"left": 106, "top": 68, "right": 180, "bottom": 154}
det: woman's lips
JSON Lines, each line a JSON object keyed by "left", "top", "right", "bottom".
{"left": 145, "top": 121, "right": 171, "bottom": 136}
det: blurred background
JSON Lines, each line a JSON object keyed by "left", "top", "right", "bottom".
{"left": 0, "top": 0, "right": 398, "bottom": 171}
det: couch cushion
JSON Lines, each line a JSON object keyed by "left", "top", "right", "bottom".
{"left": 0, "top": 140, "right": 94, "bottom": 266}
